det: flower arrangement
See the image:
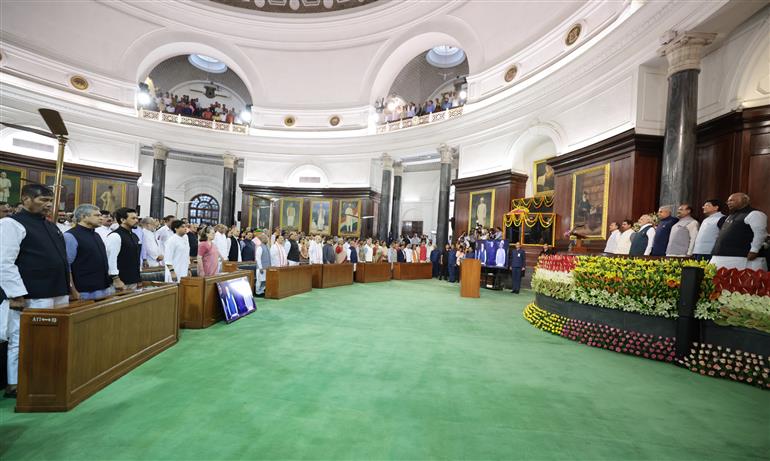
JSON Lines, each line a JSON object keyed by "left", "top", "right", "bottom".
{"left": 524, "top": 303, "right": 676, "bottom": 362}
{"left": 536, "top": 254, "right": 577, "bottom": 272}
{"left": 530, "top": 268, "right": 574, "bottom": 300}
{"left": 680, "top": 343, "right": 768, "bottom": 390}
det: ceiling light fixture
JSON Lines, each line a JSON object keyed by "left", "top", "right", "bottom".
{"left": 426, "top": 46, "right": 466, "bottom": 68}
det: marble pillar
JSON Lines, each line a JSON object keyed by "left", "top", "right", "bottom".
{"left": 221, "top": 153, "right": 236, "bottom": 226}
{"left": 436, "top": 144, "right": 454, "bottom": 250}
{"left": 149, "top": 143, "right": 168, "bottom": 218}
{"left": 377, "top": 153, "right": 393, "bottom": 240}
{"left": 390, "top": 162, "right": 403, "bottom": 241}
{"left": 658, "top": 32, "right": 715, "bottom": 208}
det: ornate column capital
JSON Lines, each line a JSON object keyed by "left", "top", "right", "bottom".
{"left": 152, "top": 142, "right": 169, "bottom": 160}
{"left": 393, "top": 162, "right": 404, "bottom": 176}
{"left": 381, "top": 153, "right": 393, "bottom": 169}
{"left": 439, "top": 144, "right": 454, "bottom": 164}
{"left": 658, "top": 31, "right": 716, "bottom": 77}
{"left": 223, "top": 152, "right": 237, "bottom": 169}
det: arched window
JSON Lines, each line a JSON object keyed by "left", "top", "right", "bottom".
{"left": 188, "top": 194, "right": 220, "bottom": 226}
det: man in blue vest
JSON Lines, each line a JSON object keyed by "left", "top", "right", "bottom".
{"left": 0, "top": 184, "right": 71, "bottom": 399}
{"left": 510, "top": 242, "right": 526, "bottom": 294}
{"left": 651, "top": 206, "right": 678, "bottom": 256}
{"left": 63, "top": 204, "right": 114, "bottom": 300}
{"left": 629, "top": 214, "right": 656, "bottom": 256}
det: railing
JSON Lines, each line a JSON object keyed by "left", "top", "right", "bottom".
{"left": 139, "top": 109, "right": 249, "bottom": 135}
{"left": 376, "top": 106, "right": 464, "bottom": 134}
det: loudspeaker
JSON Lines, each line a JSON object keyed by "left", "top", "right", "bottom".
{"left": 237, "top": 211, "right": 242, "bottom": 223}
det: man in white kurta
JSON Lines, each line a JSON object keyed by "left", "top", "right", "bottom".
{"left": 141, "top": 218, "right": 163, "bottom": 267}
{"left": 213, "top": 225, "right": 229, "bottom": 271}
{"left": 155, "top": 216, "right": 175, "bottom": 254}
{"left": 271, "top": 236, "right": 288, "bottom": 267}
{"left": 164, "top": 222, "right": 191, "bottom": 283}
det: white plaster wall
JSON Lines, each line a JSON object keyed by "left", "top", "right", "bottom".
{"left": 399, "top": 169, "right": 440, "bottom": 237}
{"left": 244, "top": 156, "right": 372, "bottom": 189}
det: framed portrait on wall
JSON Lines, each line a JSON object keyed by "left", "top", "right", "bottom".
{"left": 570, "top": 163, "right": 610, "bottom": 239}
{"left": 0, "top": 164, "right": 26, "bottom": 205}
{"left": 92, "top": 180, "right": 126, "bottom": 213}
{"left": 533, "top": 158, "right": 555, "bottom": 196}
{"left": 279, "top": 198, "right": 303, "bottom": 232}
{"left": 338, "top": 199, "right": 361, "bottom": 237}
{"left": 309, "top": 199, "right": 332, "bottom": 235}
{"left": 248, "top": 196, "right": 271, "bottom": 231}
{"left": 468, "top": 189, "right": 495, "bottom": 233}
{"left": 41, "top": 172, "right": 80, "bottom": 211}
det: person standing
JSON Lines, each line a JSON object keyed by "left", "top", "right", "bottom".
{"left": 614, "top": 219, "right": 634, "bottom": 255}
{"left": 95, "top": 210, "right": 115, "bottom": 242}
{"left": 692, "top": 199, "right": 727, "bottom": 260}
{"left": 163, "top": 220, "right": 191, "bottom": 283}
{"left": 240, "top": 230, "right": 256, "bottom": 262}
{"left": 510, "top": 242, "right": 526, "bottom": 294}
{"left": 227, "top": 227, "right": 242, "bottom": 263}
{"left": 254, "top": 233, "right": 271, "bottom": 296}
{"left": 187, "top": 223, "right": 199, "bottom": 260}
{"left": 603, "top": 222, "right": 621, "bottom": 254}
{"left": 651, "top": 206, "right": 678, "bottom": 256}
{"left": 666, "top": 204, "right": 700, "bottom": 257}
{"left": 140, "top": 217, "right": 163, "bottom": 268}
{"left": 196, "top": 227, "right": 220, "bottom": 277}
{"left": 309, "top": 235, "right": 323, "bottom": 264}
{"left": 286, "top": 232, "right": 300, "bottom": 266}
{"left": 629, "top": 214, "right": 656, "bottom": 256}
{"left": 349, "top": 240, "right": 359, "bottom": 275}
{"left": 364, "top": 238, "right": 374, "bottom": 263}
{"left": 105, "top": 207, "right": 142, "bottom": 290}
{"left": 64, "top": 204, "right": 114, "bottom": 300}
{"left": 430, "top": 244, "right": 441, "bottom": 277}
{"left": 213, "top": 224, "right": 230, "bottom": 270}
{"left": 271, "top": 234, "right": 288, "bottom": 267}
{"left": 322, "top": 238, "right": 335, "bottom": 264}
{"left": 155, "top": 215, "right": 175, "bottom": 253}
{"left": 711, "top": 193, "right": 768, "bottom": 271}
{"left": 440, "top": 244, "right": 450, "bottom": 280}
{"left": 1, "top": 184, "right": 70, "bottom": 398}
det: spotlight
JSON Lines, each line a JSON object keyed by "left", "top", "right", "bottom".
{"left": 137, "top": 91, "right": 152, "bottom": 107}
{"left": 240, "top": 108, "right": 252, "bottom": 123}
{"left": 386, "top": 101, "right": 396, "bottom": 111}
{"left": 459, "top": 90, "right": 467, "bottom": 100}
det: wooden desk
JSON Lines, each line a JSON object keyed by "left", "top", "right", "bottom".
{"left": 321, "top": 264, "right": 354, "bottom": 288}
{"left": 460, "top": 259, "right": 481, "bottom": 298}
{"left": 16, "top": 285, "right": 179, "bottom": 412}
{"left": 180, "top": 270, "right": 254, "bottom": 329}
{"left": 354, "top": 262, "right": 392, "bottom": 283}
{"left": 310, "top": 264, "right": 323, "bottom": 288}
{"left": 265, "top": 265, "right": 313, "bottom": 299}
{"left": 393, "top": 262, "right": 433, "bottom": 280}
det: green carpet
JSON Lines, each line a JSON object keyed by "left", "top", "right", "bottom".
{"left": 1, "top": 280, "right": 768, "bottom": 460}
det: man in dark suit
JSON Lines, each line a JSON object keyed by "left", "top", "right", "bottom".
{"left": 510, "top": 242, "right": 526, "bottom": 294}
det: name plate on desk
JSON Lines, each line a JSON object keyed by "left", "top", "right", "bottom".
{"left": 30, "top": 316, "right": 59, "bottom": 326}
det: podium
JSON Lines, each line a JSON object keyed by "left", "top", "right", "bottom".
{"left": 460, "top": 259, "right": 481, "bottom": 298}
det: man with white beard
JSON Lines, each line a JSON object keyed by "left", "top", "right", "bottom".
{"left": 140, "top": 217, "right": 163, "bottom": 267}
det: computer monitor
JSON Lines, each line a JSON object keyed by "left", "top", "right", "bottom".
{"left": 216, "top": 276, "right": 257, "bottom": 324}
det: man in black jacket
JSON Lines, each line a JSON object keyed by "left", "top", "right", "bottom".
{"left": 287, "top": 232, "right": 300, "bottom": 266}
{"left": 1, "top": 184, "right": 70, "bottom": 398}
{"left": 105, "top": 207, "right": 141, "bottom": 290}
{"left": 64, "top": 204, "right": 113, "bottom": 300}
{"left": 322, "top": 238, "right": 335, "bottom": 264}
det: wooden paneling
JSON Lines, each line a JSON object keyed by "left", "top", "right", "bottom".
{"left": 392, "top": 262, "right": 433, "bottom": 280}
{"left": 265, "top": 265, "right": 313, "bottom": 299}
{"left": 310, "top": 264, "right": 323, "bottom": 288}
{"left": 549, "top": 130, "right": 664, "bottom": 252}
{"left": 452, "top": 171, "right": 528, "bottom": 238}
{"left": 179, "top": 270, "right": 253, "bottom": 329}
{"left": 321, "top": 263, "right": 354, "bottom": 288}
{"left": 1, "top": 151, "right": 140, "bottom": 211}
{"left": 16, "top": 286, "right": 178, "bottom": 412}
{"left": 239, "top": 185, "right": 379, "bottom": 237}
{"left": 354, "top": 262, "right": 392, "bottom": 283}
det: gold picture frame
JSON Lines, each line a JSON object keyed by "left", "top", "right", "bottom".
{"left": 247, "top": 195, "right": 271, "bottom": 231}
{"left": 570, "top": 163, "right": 610, "bottom": 239}
{"left": 309, "top": 198, "right": 333, "bottom": 235}
{"left": 91, "top": 180, "right": 126, "bottom": 213}
{"left": 0, "top": 164, "right": 27, "bottom": 205}
{"left": 279, "top": 197, "right": 303, "bottom": 232}
{"left": 41, "top": 172, "right": 81, "bottom": 211}
{"left": 338, "top": 199, "right": 361, "bottom": 237}
{"left": 468, "top": 189, "right": 496, "bottom": 233}
{"left": 532, "top": 158, "right": 555, "bottom": 197}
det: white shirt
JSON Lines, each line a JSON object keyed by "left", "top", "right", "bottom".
{"left": 615, "top": 229, "right": 634, "bottom": 255}
{"left": 105, "top": 232, "right": 123, "bottom": 276}
{"left": 0, "top": 217, "right": 29, "bottom": 298}
{"left": 692, "top": 212, "right": 725, "bottom": 255}
{"left": 95, "top": 225, "right": 112, "bottom": 242}
{"left": 213, "top": 232, "right": 229, "bottom": 261}
{"left": 142, "top": 228, "right": 163, "bottom": 267}
{"left": 309, "top": 240, "right": 323, "bottom": 264}
{"left": 164, "top": 234, "right": 191, "bottom": 283}
{"left": 270, "top": 243, "right": 287, "bottom": 267}
{"left": 156, "top": 225, "right": 173, "bottom": 253}
{"left": 405, "top": 249, "right": 413, "bottom": 263}
{"left": 744, "top": 210, "right": 768, "bottom": 254}
{"left": 603, "top": 229, "right": 621, "bottom": 254}
{"left": 641, "top": 225, "right": 655, "bottom": 256}
{"left": 364, "top": 244, "right": 373, "bottom": 262}
{"left": 56, "top": 222, "right": 71, "bottom": 233}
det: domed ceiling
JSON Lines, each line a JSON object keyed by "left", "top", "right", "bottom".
{"left": 210, "top": 0, "right": 379, "bottom": 14}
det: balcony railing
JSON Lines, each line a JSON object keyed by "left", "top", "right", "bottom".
{"left": 139, "top": 109, "right": 249, "bottom": 135}
{"left": 376, "top": 106, "right": 464, "bottom": 134}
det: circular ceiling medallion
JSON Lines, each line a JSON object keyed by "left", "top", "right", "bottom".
{"left": 69, "top": 75, "right": 89, "bottom": 91}
{"left": 565, "top": 24, "right": 582, "bottom": 46}
{"left": 329, "top": 115, "right": 341, "bottom": 127}
{"left": 504, "top": 65, "right": 518, "bottom": 83}
{"left": 284, "top": 115, "right": 296, "bottom": 127}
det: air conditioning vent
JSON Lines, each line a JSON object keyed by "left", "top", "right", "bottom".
{"left": 13, "top": 138, "right": 54, "bottom": 153}
{"left": 299, "top": 176, "right": 321, "bottom": 183}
